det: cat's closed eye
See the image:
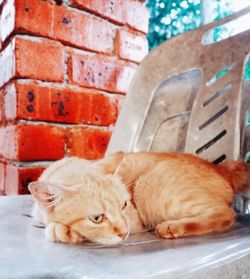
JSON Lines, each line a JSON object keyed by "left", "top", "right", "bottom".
{"left": 89, "top": 214, "right": 104, "bottom": 224}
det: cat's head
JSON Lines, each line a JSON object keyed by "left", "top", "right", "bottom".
{"left": 29, "top": 173, "right": 130, "bottom": 246}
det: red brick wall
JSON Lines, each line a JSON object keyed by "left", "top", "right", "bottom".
{"left": 0, "top": 0, "right": 149, "bottom": 195}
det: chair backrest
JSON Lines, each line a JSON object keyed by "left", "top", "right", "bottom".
{"left": 107, "top": 7, "right": 250, "bottom": 164}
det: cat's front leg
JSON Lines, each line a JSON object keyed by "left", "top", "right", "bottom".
{"left": 155, "top": 221, "right": 185, "bottom": 239}
{"left": 45, "top": 222, "right": 85, "bottom": 244}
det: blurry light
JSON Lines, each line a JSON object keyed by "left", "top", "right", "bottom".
{"left": 175, "top": 20, "right": 183, "bottom": 29}
{"left": 170, "top": 8, "right": 178, "bottom": 18}
{"left": 159, "top": 2, "right": 165, "bottom": 8}
{"left": 154, "top": 26, "right": 160, "bottom": 32}
{"left": 180, "top": 0, "right": 189, "bottom": 9}
{"left": 182, "top": 15, "right": 191, "bottom": 24}
{"left": 161, "top": 15, "right": 171, "bottom": 25}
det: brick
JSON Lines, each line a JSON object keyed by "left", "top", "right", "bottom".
{"left": 5, "top": 81, "right": 90, "bottom": 123}
{"left": 15, "top": 0, "right": 115, "bottom": 54}
{"left": 53, "top": 4, "right": 114, "bottom": 54}
{"left": 19, "top": 82, "right": 91, "bottom": 124}
{"left": 69, "top": 127, "right": 111, "bottom": 159}
{"left": 0, "top": 124, "right": 66, "bottom": 161}
{"left": 16, "top": 37, "right": 64, "bottom": 82}
{"left": 0, "top": 162, "right": 5, "bottom": 195}
{"left": 1, "top": 0, "right": 15, "bottom": 42}
{"left": 15, "top": 0, "right": 53, "bottom": 39}
{"left": 68, "top": 52, "right": 136, "bottom": 93}
{"left": 0, "top": 40, "right": 15, "bottom": 87}
{"left": 116, "top": 29, "right": 148, "bottom": 63}
{"left": 90, "top": 93, "right": 118, "bottom": 126}
{"left": 5, "top": 165, "right": 44, "bottom": 195}
{"left": 3, "top": 82, "right": 16, "bottom": 120}
{"left": 126, "top": 0, "right": 149, "bottom": 33}
{"left": 71, "top": 0, "right": 126, "bottom": 25}
{"left": 4, "top": 81, "right": 118, "bottom": 125}
{"left": 0, "top": 36, "right": 64, "bottom": 87}
{"left": 0, "top": 125, "right": 18, "bottom": 160}
{"left": 18, "top": 125, "right": 66, "bottom": 161}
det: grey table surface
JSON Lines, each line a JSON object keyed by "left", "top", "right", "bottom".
{"left": 1, "top": 195, "right": 250, "bottom": 279}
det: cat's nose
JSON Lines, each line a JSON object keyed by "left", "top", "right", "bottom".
{"left": 117, "top": 231, "right": 128, "bottom": 240}
{"left": 114, "top": 227, "right": 128, "bottom": 239}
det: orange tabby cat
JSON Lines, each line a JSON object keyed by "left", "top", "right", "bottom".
{"left": 29, "top": 152, "right": 250, "bottom": 245}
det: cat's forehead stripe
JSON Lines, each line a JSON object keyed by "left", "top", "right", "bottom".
{"left": 105, "top": 192, "right": 121, "bottom": 208}
{"left": 102, "top": 196, "right": 117, "bottom": 210}
{"left": 99, "top": 198, "right": 106, "bottom": 212}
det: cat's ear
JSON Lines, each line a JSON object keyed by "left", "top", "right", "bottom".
{"left": 28, "top": 181, "right": 64, "bottom": 210}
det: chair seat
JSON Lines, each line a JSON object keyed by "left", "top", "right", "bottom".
{"left": 1, "top": 195, "right": 250, "bottom": 278}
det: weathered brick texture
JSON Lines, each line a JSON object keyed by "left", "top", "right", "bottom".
{"left": 116, "top": 29, "right": 148, "bottom": 62}
{"left": 69, "top": 127, "right": 111, "bottom": 160}
{"left": 4, "top": 81, "right": 118, "bottom": 125}
{"left": 68, "top": 51, "right": 136, "bottom": 93}
{"left": 0, "top": 37, "right": 65, "bottom": 87}
{"left": 0, "top": 0, "right": 149, "bottom": 195}
{"left": 126, "top": 0, "right": 149, "bottom": 33}
{"left": 5, "top": 165, "right": 45, "bottom": 195}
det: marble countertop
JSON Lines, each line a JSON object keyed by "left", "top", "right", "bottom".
{"left": 1, "top": 195, "right": 250, "bottom": 279}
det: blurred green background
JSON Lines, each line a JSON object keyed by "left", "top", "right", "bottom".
{"left": 146, "top": 0, "right": 250, "bottom": 78}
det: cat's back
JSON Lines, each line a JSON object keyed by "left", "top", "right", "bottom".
{"left": 133, "top": 152, "right": 233, "bottom": 196}
{"left": 131, "top": 153, "right": 234, "bottom": 227}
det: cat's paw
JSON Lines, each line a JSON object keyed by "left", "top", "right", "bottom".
{"left": 45, "top": 222, "right": 85, "bottom": 244}
{"left": 155, "top": 221, "right": 185, "bottom": 239}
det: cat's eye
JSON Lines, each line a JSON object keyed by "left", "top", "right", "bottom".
{"left": 89, "top": 214, "right": 104, "bottom": 224}
{"left": 122, "top": 200, "right": 128, "bottom": 210}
